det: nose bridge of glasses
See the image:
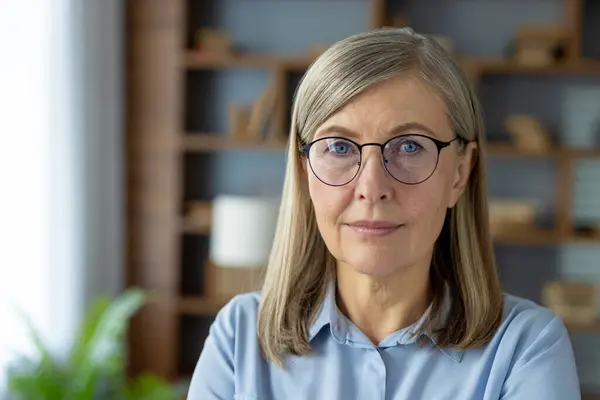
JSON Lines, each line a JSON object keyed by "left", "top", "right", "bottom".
{"left": 357, "top": 142, "right": 386, "bottom": 164}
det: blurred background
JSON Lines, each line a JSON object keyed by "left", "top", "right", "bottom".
{"left": 1, "top": 0, "right": 600, "bottom": 398}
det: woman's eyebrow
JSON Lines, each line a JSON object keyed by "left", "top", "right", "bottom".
{"left": 314, "top": 122, "right": 440, "bottom": 140}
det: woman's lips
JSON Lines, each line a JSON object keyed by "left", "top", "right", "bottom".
{"left": 345, "top": 220, "right": 402, "bottom": 236}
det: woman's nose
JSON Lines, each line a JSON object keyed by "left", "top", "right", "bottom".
{"left": 353, "top": 148, "right": 394, "bottom": 202}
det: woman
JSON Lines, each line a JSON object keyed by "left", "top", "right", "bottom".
{"left": 187, "top": 27, "right": 580, "bottom": 399}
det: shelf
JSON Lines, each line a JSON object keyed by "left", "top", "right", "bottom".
{"left": 486, "top": 143, "right": 600, "bottom": 158}
{"left": 486, "top": 143, "right": 558, "bottom": 158}
{"left": 184, "top": 51, "right": 282, "bottom": 69}
{"left": 182, "top": 133, "right": 288, "bottom": 152}
{"left": 183, "top": 51, "right": 600, "bottom": 75}
{"left": 178, "top": 296, "right": 230, "bottom": 315}
{"left": 183, "top": 50, "right": 314, "bottom": 70}
{"left": 564, "top": 320, "right": 600, "bottom": 333}
{"left": 493, "top": 228, "right": 560, "bottom": 245}
{"left": 461, "top": 58, "right": 600, "bottom": 76}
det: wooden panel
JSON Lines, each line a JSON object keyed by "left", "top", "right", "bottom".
{"left": 125, "top": 0, "right": 184, "bottom": 381}
{"left": 370, "top": 0, "right": 386, "bottom": 29}
{"left": 564, "top": 0, "right": 582, "bottom": 61}
{"left": 556, "top": 154, "right": 575, "bottom": 237}
{"left": 126, "top": 0, "right": 183, "bottom": 29}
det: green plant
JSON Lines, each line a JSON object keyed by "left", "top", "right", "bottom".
{"left": 6, "top": 288, "right": 183, "bottom": 400}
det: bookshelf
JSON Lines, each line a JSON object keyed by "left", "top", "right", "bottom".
{"left": 125, "top": 0, "right": 600, "bottom": 391}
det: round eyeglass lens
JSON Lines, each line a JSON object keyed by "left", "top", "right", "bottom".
{"left": 307, "top": 138, "right": 361, "bottom": 186}
{"left": 383, "top": 135, "right": 440, "bottom": 184}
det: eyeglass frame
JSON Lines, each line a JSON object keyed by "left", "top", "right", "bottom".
{"left": 299, "top": 133, "right": 463, "bottom": 187}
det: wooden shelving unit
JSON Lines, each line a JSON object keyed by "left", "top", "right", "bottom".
{"left": 125, "top": 0, "right": 600, "bottom": 393}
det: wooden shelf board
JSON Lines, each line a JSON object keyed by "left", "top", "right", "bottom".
{"left": 565, "top": 320, "right": 600, "bottom": 333}
{"left": 461, "top": 58, "right": 600, "bottom": 76}
{"left": 178, "top": 296, "right": 231, "bottom": 315}
{"left": 493, "top": 228, "right": 560, "bottom": 245}
{"left": 184, "top": 51, "right": 282, "bottom": 69}
{"left": 486, "top": 143, "right": 557, "bottom": 157}
{"left": 486, "top": 143, "right": 600, "bottom": 158}
{"left": 182, "top": 133, "right": 288, "bottom": 152}
{"left": 183, "top": 50, "right": 315, "bottom": 70}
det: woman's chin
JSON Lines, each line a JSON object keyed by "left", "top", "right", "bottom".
{"left": 341, "top": 252, "right": 407, "bottom": 279}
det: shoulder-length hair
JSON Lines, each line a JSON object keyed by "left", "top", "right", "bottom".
{"left": 257, "top": 27, "right": 503, "bottom": 365}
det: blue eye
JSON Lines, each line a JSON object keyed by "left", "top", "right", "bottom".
{"left": 401, "top": 141, "right": 422, "bottom": 153}
{"left": 329, "top": 141, "right": 350, "bottom": 154}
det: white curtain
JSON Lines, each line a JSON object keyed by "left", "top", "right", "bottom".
{"left": 0, "top": 0, "right": 123, "bottom": 392}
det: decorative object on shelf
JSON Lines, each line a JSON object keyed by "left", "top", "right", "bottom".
{"left": 504, "top": 114, "right": 553, "bottom": 153}
{"left": 209, "top": 195, "right": 280, "bottom": 269}
{"left": 488, "top": 198, "right": 539, "bottom": 237}
{"left": 207, "top": 195, "right": 280, "bottom": 297}
{"left": 185, "top": 201, "right": 212, "bottom": 231}
{"left": 542, "top": 281, "right": 598, "bottom": 325}
{"left": 229, "top": 82, "right": 279, "bottom": 144}
{"left": 194, "top": 28, "right": 232, "bottom": 55}
{"left": 510, "top": 25, "right": 569, "bottom": 67}
{"left": 247, "top": 80, "right": 279, "bottom": 142}
{"left": 229, "top": 103, "right": 252, "bottom": 141}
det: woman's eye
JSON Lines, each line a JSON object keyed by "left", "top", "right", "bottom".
{"left": 329, "top": 142, "right": 350, "bottom": 154}
{"left": 400, "top": 141, "right": 421, "bottom": 153}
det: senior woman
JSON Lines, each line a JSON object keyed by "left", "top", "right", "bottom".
{"left": 187, "top": 27, "right": 580, "bottom": 399}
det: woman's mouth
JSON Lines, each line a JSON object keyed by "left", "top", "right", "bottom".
{"left": 345, "top": 220, "right": 402, "bottom": 236}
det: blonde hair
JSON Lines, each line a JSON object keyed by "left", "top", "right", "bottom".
{"left": 257, "top": 27, "right": 503, "bottom": 365}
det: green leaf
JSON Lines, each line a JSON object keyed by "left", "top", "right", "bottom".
{"left": 125, "top": 373, "right": 181, "bottom": 400}
{"left": 4, "top": 288, "right": 180, "bottom": 400}
{"left": 66, "top": 289, "right": 148, "bottom": 399}
{"left": 6, "top": 308, "right": 67, "bottom": 400}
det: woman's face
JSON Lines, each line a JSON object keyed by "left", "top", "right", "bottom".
{"left": 305, "top": 76, "right": 476, "bottom": 279}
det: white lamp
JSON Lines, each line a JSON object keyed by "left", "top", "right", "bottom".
{"left": 209, "top": 195, "right": 280, "bottom": 269}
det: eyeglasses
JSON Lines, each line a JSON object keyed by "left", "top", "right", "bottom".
{"left": 299, "top": 134, "right": 461, "bottom": 186}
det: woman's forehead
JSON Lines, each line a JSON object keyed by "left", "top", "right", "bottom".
{"left": 314, "top": 78, "right": 453, "bottom": 143}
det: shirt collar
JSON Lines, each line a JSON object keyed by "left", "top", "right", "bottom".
{"left": 308, "top": 280, "right": 464, "bottom": 363}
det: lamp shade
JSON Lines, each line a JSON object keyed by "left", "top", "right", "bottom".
{"left": 209, "top": 195, "right": 280, "bottom": 268}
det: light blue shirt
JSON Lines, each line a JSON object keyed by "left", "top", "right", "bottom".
{"left": 187, "top": 282, "right": 581, "bottom": 399}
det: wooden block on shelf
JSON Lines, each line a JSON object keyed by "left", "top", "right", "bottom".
{"left": 504, "top": 115, "right": 553, "bottom": 153}
{"left": 229, "top": 103, "right": 252, "bottom": 142}
{"left": 512, "top": 25, "right": 569, "bottom": 66}
{"left": 542, "top": 281, "right": 598, "bottom": 325}
{"left": 184, "top": 201, "right": 212, "bottom": 231}
{"left": 514, "top": 47, "right": 555, "bottom": 67}
{"left": 204, "top": 259, "right": 265, "bottom": 299}
{"left": 247, "top": 80, "right": 278, "bottom": 141}
{"left": 515, "top": 25, "right": 570, "bottom": 43}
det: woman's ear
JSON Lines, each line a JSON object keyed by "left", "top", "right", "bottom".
{"left": 448, "top": 141, "right": 477, "bottom": 208}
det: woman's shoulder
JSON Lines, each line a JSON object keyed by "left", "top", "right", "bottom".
{"left": 211, "top": 291, "right": 262, "bottom": 334}
{"left": 501, "top": 292, "right": 562, "bottom": 332}
{"left": 497, "top": 292, "right": 570, "bottom": 358}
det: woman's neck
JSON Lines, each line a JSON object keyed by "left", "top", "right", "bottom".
{"left": 335, "top": 258, "right": 432, "bottom": 345}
